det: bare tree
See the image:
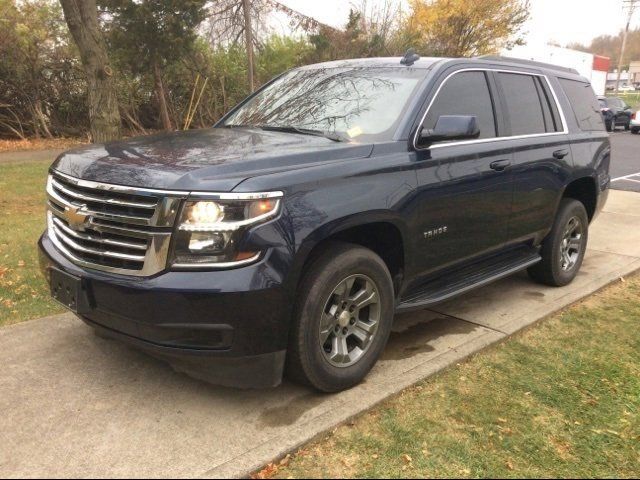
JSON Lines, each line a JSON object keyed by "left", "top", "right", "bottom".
{"left": 205, "top": 0, "right": 341, "bottom": 92}
{"left": 59, "top": 0, "right": 121, "bottom": 142}
{"left": 242, "top": 0, "right": 255, "bottom": 92}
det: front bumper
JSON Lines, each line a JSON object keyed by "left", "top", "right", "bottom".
{"left": 39, "top": 233, "right": 292, "bottom": 388}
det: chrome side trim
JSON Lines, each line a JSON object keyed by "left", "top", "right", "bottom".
{"left": 412, "top": 67, "right": 570, "bottom": 151}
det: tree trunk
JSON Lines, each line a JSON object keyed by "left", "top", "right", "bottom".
{"left": 153, "top": 60, "right": 173, "bottom": 131}
{"left": 242, "top": 0, "right": 255, "bottom": 93}
{"left": 59, "top": 0, "right": 121, "bottom": 143}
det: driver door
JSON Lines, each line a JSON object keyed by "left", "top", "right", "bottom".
{"left": 410, "top": 69, "right": 514, "bottom": 279}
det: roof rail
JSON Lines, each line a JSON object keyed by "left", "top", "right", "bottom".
{"left": 476, "top": 55, "right": 580, "bottom": 75}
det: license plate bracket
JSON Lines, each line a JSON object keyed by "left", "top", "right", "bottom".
{"left": 50, "top": 268, "right": 91, "bottom": 314}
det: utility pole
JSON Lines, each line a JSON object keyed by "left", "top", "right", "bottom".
{"left": 242, "top": 0, "right": 255, "bottom": 93}
{"left": 616, "top": 0, "right": 638, "bottom": 91}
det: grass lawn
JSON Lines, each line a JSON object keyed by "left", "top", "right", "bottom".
{"left": 259, "top": 276, "right": 640, "bottom": 479}
{"left": 0, "top": 159, "right": 64, "bottom": 326}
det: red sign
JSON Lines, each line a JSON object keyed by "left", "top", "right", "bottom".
{"left": 593, "top": 55, "right": 611, "bottom": 72}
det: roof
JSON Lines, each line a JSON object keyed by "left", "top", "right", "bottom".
{"left": 296, "top": 55, "right": 588, "bottom": 82}
{"left": 476, "top": 55, "right": 580, "bottom": 75}
{"left": 298, "top": 57, "right": 446, "bottom": 70}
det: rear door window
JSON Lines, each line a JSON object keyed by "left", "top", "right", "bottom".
{"left": 424, "top": 71, "right": 497, "bottom": 139}
{"left": 498, "top": 73, "right": 550, "bottom": 136}
{"left": 558, "top": 79, "right": 605, "bottom": 131}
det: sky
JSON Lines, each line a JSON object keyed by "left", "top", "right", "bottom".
{"left": 276, "top": 0, "right": 640, "bottom": 48}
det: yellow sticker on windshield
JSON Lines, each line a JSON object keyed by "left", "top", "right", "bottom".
{"left": 346, "top": 126, "right": 363, "bottom": 138}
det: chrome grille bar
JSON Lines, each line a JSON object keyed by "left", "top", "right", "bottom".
{"left": 46, "top": 172, "right": 186, "bottom": 276}
{"left": 51, "top": 220, "right": 147, "bottom": 262}
{"left": 52, "top": 217, "right": 148, "bottom": 251}
{"left": 51, "top": 177, "right": 158, "bottom": 210}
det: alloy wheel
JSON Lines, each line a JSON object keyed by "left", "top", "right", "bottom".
{"left": 319, "top": 274, "right": 381, "bottom": 368}
{"left": 559, "top": 216, "right": 584, "bottom": 271}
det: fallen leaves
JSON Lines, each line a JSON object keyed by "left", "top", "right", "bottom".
{"left": 1, "top": 298, "right": 16, "bottom": 309}
{"left": 252, "top": 455, "right": 291, "bottom": 479}
{"left": 0, "top": 137, "right": 86, "bottom": 153}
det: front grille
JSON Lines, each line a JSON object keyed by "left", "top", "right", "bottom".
{"left": 46, "top": 172, "right": 186, "bottom": 276}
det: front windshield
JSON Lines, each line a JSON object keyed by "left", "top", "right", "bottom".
{"left": 222, "top": 67, "right": 426, "bottom": 142}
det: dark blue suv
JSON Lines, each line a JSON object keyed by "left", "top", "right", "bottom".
{"left": 39, "top": 54, "right": 610, "bottom": 392}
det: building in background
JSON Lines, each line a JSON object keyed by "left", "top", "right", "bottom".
{"left": 629, "top": 61, "right": 640, "bottom": 86}
{"left": 502, "top": 43, "right": 610, "bottom": 95}
{"left": 606, "top": 71, "right": 632, "bottom": 90}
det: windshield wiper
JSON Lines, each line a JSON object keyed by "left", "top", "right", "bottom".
{"left": 258, "top": 125, "right": 347, "bottom": 143}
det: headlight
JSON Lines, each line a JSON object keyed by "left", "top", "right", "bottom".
{"left": 171, "top": 193, "right": 282, "bottom": 268}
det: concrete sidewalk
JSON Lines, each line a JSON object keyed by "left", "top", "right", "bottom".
{"left": 1, "top": 190, "right": 639, "bottom": 479}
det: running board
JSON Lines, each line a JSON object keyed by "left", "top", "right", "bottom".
{"left": 396, "top": 248, "right": 541, "bottom": 312}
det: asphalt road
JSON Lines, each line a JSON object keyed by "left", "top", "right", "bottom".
{"left": 610, "top": 131, "right": 640, "bottom": 192}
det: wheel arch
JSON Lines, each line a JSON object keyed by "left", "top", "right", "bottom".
{"left": 289, "top": 212, "right": 409, "bottom": 298}
{"left": 561, "top": 176, "right": 598, "bottom": 222}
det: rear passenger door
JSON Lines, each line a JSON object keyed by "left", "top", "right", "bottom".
{"left": 411, "top": 70, "right": 514, "bottom": 279}
{"left": 494, "top": 71, "right": 572, "bottom": 244}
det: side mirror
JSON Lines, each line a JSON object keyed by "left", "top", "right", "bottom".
{"left": 420, "top": 115, "right": 480, "bottom": 144}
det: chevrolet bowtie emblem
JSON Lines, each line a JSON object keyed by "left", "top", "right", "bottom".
{"left": 63, "top": 205, "right": 90, "bottom": 231}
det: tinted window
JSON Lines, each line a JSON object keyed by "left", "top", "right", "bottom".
{"left": 559, "top": 79, "right": 605, "bottom": 131}
{"left": 224, "top": 67, "right": 425, "bottom": 141}
{"left": 424, "top": 71, "right": 496, "bottom": 139}
{"left": 498, "top": 73, "right": 547, "bottom": 135}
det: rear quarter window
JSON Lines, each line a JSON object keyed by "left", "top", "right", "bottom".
{"left": 498, "top": 73, "right": 549, "bottom": 135}
{"left": 558, "top": 79, "right": 605, "bottom": 131}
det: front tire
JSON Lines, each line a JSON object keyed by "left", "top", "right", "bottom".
{"left": 632, "top": 128, "right": 640, "bottom": 135}
{"left": 286, "top": 242, "right": 394, "bottom": 392}
{"left": 528, "top": 199, "right": 589, "bottom": 287}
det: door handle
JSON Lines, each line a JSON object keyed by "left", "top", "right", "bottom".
{"left": 553, "top": 149, "right": 569, "bottom": 160}
{"left": 490, "top": 160, "right": 511, "bottom": 172}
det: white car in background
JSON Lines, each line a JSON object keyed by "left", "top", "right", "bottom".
{"left": 631, "top": 111, "right": 639, "bottom": 134}
{"left": 617, "top": 84, "right": 636, "bottom": 93}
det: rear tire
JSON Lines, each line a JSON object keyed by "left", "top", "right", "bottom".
{"left": 528, "top": 199, "right": 589, "bottom": 287}
{"left": 286, "top": 242, "right": 394, "bottom": 392}
{"left": 632, "top": 128, "right": 640, "bottom": 135}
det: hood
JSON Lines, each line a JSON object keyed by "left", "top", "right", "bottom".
{"left": 52, "top": 127, "right": 374, "bottom": 192}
